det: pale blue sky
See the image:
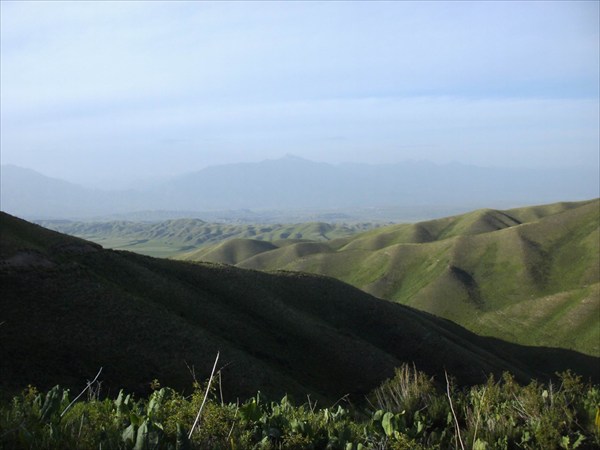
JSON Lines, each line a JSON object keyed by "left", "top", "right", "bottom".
{"left": 1, "top": 1, "right": 598, "bottom": 185}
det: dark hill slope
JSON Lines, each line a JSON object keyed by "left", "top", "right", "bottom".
{"left": 183, "top": 199, "right": 600, "bottom": 356}
{"left": 1, "top": 212, "right": 597, "bottom": 403}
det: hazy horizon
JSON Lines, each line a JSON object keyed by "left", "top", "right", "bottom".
{"left": 3, "top": 154, "right": 600, "bottom": 193}
{"left": 2, "top": 1, "right": 599, "bottom": 187}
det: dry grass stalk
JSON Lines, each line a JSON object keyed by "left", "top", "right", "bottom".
{"left": 188, "top": 352, "right": 220, "bottom": 439}
{"left": 60, "top": 367, "right": 103, "bottom": 418}
{"left": 445, "top": 371, "right": 465, "bottom": 450}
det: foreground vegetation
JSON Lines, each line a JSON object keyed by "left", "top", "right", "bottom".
{"left": 2, "top": 365, "right": 599, "bottom": 450}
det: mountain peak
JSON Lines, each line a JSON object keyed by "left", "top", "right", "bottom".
{"left": 281, "top": 153, "right": 308, "bottom": 161}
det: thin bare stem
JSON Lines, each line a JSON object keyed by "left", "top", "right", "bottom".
{"left": 219, "top": 370, "right": 224, "bottom": 406}
{"left": 188, "top": 352, "right": 220, "bottom": 439}
{"left": 331, "top": 393, "right": 349, "bottom": 408}
{"left": 184, "top": 360, "right": 198, "bottom": 387}
{"left": 471, "top": 386, "right": 487, "bottom": 448}
{"left": 226, "top": 400, "right": 239, "bottom": 441}
{"left": 61, "top": 367, "right": 103, "bottom": 418}
{"left": 445, "top": 371, "right": 465, "bottom": 450}
{"left": 307, "top": 394, "right": 317, "bottom": 414}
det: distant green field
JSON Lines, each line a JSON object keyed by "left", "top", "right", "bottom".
{"left": 36, "top": 219, "right": 381, "bottom": 258}
{"left": 180, "top": 199, "right": 600, "bottom": 356}
{"left": 73, "top": 236, "right": 186, "bottom": 259}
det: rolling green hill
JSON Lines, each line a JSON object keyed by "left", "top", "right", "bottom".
{"left": 2, "top": 212, "right": 598, "bottom": 404}
{"left": 179, "top": 199, "right": 600, "bottom": 356}
{"left": 36, "top": 219, "right": 378, "bottom": 258}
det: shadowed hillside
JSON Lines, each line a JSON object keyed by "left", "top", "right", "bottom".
{"left": 181, "top": 199, "right": 600, "bottom": 356}
{"left": 1, "top": 212, "right": 598, "bottom": 404}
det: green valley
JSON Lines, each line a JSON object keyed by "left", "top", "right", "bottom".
{"left": 178, "top": 199, "right": 600, "bottom": 356}
{"left": 36, "top": 219, "right": 380, "bottom": 258}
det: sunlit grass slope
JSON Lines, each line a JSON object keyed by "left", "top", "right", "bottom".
{"left": 183, "top": 199, "right": 600, "bottom": 356}
{"left": 2, "top": 212, "right": 598, "bottom": 404}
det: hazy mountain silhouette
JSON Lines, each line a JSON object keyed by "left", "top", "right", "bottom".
{"left": 2, "top": 157, "right": 598, "bottom": 219}
{"left": 0, "top": 165, "right": 144, "bottom": 218}
{"left": 151, "top": 155, "right": 598, "bottom": 210}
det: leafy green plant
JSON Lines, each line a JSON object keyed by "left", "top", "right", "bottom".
{"left": 2, "top": 367, "right": 599, "bottom": 449}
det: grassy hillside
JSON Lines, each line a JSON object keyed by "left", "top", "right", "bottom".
{"left": 37, "top": 219, "right": 378, "bottom": 258}
{"left": 2, "top": 212, "right": 598, "bottom": 404}
{"left": 181, "top": 199, "right": 600, "bottom": 356}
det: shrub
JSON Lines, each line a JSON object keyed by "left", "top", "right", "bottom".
{"left": 1, "top": 368, "right": 598, "bottom": 449}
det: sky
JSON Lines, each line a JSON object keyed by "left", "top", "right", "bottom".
{"left": 1, "top": 1, "right": 599, "bottom": 186}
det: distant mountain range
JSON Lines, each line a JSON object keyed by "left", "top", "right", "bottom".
{"left": 1, "top": 212, "right": 597, "bottom": 401}
{"left": 2, "top": 156, "right": 598, "bottom": 219}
